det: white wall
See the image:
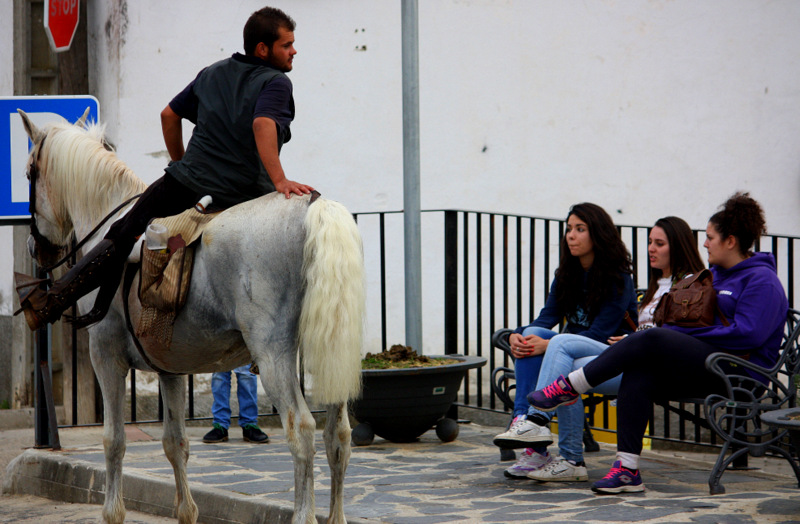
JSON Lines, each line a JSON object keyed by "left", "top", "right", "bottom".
{"left": 1, "top": 0, "right": 15, "bottom": 315}
{"left": 5, "top": 1, "right": 800, "bottom": 349}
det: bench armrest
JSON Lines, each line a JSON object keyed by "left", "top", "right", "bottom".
{"left": 492, "top": 328, "right": 514, "bottom": 359}
{"left": 704, "top": 351, "right": 795, "bottom": 451}
{"left": 705, "top": 351, "right": 794, "bottom": 405}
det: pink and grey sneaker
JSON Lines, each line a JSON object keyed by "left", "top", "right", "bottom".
{"left": 503, "top": 449, "right": 552, "bottom": 479}
{"left": 527, "top": 375, "right": 580, "bottom": 412}
{"left": 591, "top": 460, "right": 645, "bottom": 494}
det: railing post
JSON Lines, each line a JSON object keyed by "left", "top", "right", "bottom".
{"left": 444, "top": 210, "right": 458, "bottom": 354}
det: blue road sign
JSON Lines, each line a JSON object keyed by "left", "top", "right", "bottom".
{"left": 0, "top": 96, "right": 100, "bottom": 221}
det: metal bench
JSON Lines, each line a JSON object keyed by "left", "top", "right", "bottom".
{"left": 490, "top": 308, "right": 800, "bottom": 494}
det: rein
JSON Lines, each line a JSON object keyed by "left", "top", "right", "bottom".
{"left": 28, "top": 132, "right": 141, "bottom": 274}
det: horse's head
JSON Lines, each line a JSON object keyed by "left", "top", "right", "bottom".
{"left": 18, "top": 109, "right": 84, "bottom": 268}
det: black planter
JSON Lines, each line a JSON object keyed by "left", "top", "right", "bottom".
{"left": 351, "top": 354, "right": 486, "bottom": 444}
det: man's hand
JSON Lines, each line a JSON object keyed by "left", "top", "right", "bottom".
{"left": 275, "top": 178, "right": 314, "bottom": 198}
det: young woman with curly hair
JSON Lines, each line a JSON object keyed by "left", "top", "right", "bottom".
{"left": 493, "top": 203, "right": 638, "bottom": 478}
{"left": 529, "top": 192, "right": 788, "bottom": 493}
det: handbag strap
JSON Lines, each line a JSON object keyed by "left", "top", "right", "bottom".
{"left": 623, "top": 311, "right": 638, "bottom": 331}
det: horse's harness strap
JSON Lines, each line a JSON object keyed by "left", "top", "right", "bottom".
{"left": 122, "top": 262, "right": 183, "bottom": 376}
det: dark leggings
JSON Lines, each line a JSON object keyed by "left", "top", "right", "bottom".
{"left": 580, "top": 328, "right": 728, "bottom": 455}
{"left": 105, "top": 173, "right": 201, "bottom": 255}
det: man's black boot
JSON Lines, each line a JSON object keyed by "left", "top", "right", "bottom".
{"left": 14, "top": 238, "right": 121, "bottom": 331}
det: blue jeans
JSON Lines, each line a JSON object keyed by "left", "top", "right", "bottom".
{"left": 211, "top": 365, "right": 259, "bottom": 428}
{"left": 512, "top": 327, "right": 558, "bottom": 417}
{"left": 528, "top": 333, "right": 622, "bottom": 463}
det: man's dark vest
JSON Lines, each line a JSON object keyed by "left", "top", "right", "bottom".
{"left": 166, "top": 56, "right": 289, "bottom": 208}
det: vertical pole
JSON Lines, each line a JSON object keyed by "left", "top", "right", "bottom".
{"left": 402, "top": 0, "right": 422, "bottom": 352}
{"left": 34, "top": 319, "right": 50, "bottom": 448}
{"left": 34, "top": 268, "right": 60, "bottom": 449}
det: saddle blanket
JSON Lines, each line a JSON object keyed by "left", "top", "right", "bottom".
{"left": 135, "top": 207, "right": 219, "bottom": 350}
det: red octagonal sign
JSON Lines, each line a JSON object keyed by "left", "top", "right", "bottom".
{"left": 44, "top": 0, "right": 80, "bottom": 53}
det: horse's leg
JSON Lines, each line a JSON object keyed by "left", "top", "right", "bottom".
{"left": 323, "top": 402, "right": 351, "bottom": 524}
{"left": 90, "top": 344, "right": 128, "bottom": 524}
{"left": 159, "top": 374, "right": 199, "bottom": 524}
{"left": 254, "top": 351, "right": 317, "bottom": 524}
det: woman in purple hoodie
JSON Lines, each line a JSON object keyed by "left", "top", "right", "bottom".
{"left": 528, "top": 192, "right": 788, "bottom": 494}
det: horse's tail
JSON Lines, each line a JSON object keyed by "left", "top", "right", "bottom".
{"left": 299, "top": 197, "right": 365, "bottom": 405}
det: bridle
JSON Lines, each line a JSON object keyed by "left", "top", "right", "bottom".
{"left": 27, "top": 134, "right": 66, "bottom": 269}
{"left": 27, "top": 133, "right": 141, "bottom": 275}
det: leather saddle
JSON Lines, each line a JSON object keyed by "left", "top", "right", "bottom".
{"left": 123, "top": 207, "right": 220, "bottom": 373}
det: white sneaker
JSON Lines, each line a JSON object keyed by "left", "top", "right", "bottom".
{"left": 527, "top": 456, "right": 589, "bottom": 482}
{"left": 493, "top": 418, "right": 553, "bottom": 449}
{"left": 504, "top": 449, "right": 552, "bottom": 479}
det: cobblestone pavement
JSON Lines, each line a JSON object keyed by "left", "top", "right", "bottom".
{"left": 3, "top": 422, "right": 800, "bottom": 523}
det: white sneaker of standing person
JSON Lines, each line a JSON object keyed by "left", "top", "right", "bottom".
{"left": 504, "top": 449, "right": 553, "bottom": 479}
{"left": 527, "top": 456, "right": 589, "bottom": 482}
{"left": 493, "top": 415, "right": 554, "bottom": 449}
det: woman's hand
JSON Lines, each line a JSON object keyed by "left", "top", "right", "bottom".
{"left": 509, "top": 333, "right": 549, "bottom": 358}
{"left": 607, "top": 335, "right": 627, "bottom": 345}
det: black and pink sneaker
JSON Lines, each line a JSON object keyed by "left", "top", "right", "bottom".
{"left": 526, "top": 375, "right": 579, "bottom": 412}
{"left": 591, "top": 460, "right": 645, "bottom": 494}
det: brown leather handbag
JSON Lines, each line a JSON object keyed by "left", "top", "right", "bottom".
{"left": 653, "top": 269, "right": 729, "bottom": 328}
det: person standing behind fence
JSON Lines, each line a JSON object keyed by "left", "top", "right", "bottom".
{"left": 492, "top": 203, "right": 638, "bottom": 479}
{"left": 516, "top": 216, "right": 705, "bottom": 483}
{"left": 203, "top": 365, "right": 269, "bottom": 444}
{"left": 529, "top": 192, "right": 788, "bottom": 494}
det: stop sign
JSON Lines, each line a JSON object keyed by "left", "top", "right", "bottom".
{"left": 44, "top": 0, "right": 80, "bottom": 53}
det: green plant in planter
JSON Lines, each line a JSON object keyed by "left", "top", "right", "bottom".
{"left": 361, "top": 344, "right": 458, "bottom": 370}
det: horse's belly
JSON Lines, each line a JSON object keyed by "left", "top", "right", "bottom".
{"left": 152, "top": 321, "right": 249, "bottom": 374}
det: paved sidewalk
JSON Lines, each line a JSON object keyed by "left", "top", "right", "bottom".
{"left": 3, "top": 422, "right": 800, "bottom": 523}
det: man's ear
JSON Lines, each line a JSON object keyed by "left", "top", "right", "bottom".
{"left": 254, "top": 41, "right": 269, "bottom": 59}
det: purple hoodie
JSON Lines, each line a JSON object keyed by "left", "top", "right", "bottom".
{"left": 666, "top": 252, "right": 788, "bottom": 372}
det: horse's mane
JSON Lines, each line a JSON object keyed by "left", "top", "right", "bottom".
{"left": 39, "top": 121, "right": 148, "bottom": 242}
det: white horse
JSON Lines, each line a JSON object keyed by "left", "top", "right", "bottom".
{"left": 18, "top": 110, "right": 365, "bottom": 524}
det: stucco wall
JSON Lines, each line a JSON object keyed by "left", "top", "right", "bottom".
{"left": 4, "top": 1, "right": 800, "bottom": 352}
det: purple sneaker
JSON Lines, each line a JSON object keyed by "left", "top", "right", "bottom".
{"left": 591, "top": 460, "right": 645, "bottom": 494}
{"left": 527, "top": 375, "right": 579, "bottom": 412}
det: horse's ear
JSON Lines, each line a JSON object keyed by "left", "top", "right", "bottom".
{"left": 75, "top": 107, "right": 91, "bottom": 128}
{"left": 17, "top": 109, "right": 45, "bottom": 143}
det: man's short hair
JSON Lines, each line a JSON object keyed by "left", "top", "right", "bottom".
{"left": 243, "top": 6, "right": 296, "bottom": 56}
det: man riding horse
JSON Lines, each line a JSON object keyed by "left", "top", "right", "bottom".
{"left": 17, "top": 6, "right": 312, "bottom": 331}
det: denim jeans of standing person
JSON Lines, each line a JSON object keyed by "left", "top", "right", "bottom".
{"left": 211, "top": 365, "right": 259, "bottom": 428}
{"left": 527, "top": 334, "right": 622, "bottom": 463}
{"left": 512, "top": 327, "right": 558, "bottom": 417}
